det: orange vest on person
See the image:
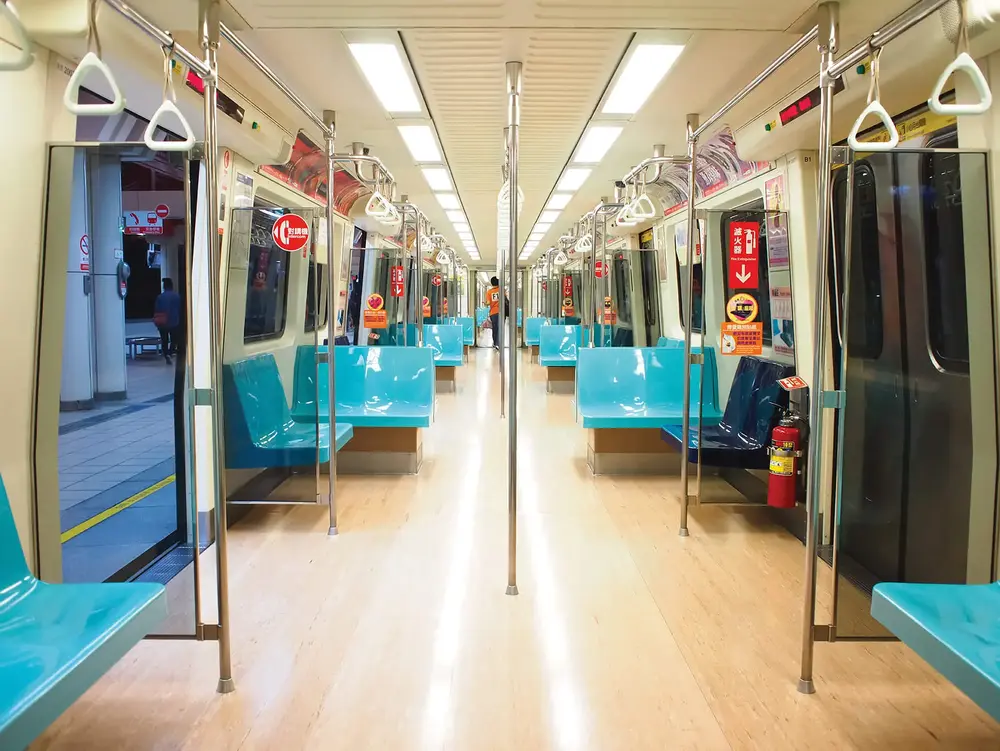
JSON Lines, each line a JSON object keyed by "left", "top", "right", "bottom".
{"left": 487, "top": 286, "right": 500, "bottom": 316}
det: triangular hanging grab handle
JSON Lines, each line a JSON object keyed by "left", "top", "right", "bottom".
{"left": 847, "top": 100, "right": 899, "bottom": 152}
{"left": 144, "top": 100, "right": 196, "bottom": 152}
{"left": 365, "top": 191, "right": 388, "bottom": 218}
{"left": 616, "top": 203, "right": 637, "bottom": 226}
{"left": 63, "top": 52, "right": 126, "bottom": 115}
{"left": 928, "top": 51, "right": 993, "bottom": 115}
{"left": 633, "top": 193, "right": 656, "bottom": 219}
{"left": 554, "top": 250, "right": 568, "bottom": 265}
{"left": 0, "top": 2, "right": 34, "bottom": 72}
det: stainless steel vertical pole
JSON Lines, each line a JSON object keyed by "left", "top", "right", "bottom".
{"left": 506, "top": 61, "right": 522, "bottom": 596}
{"left": 678, "top": 113, "right": 699, "bottom": 538}
{"left": 324, "top": 110, "right": 339, "bottom": 536}
{"left": 199, "top": 0, "right": 234, "bottom": 694}
{"left": 800, "top": 0, "right": 839, "bottom": 696}
{"left": 499, "top": 127, "right": 508, "bottom": 418}
{"left": 409, "top": 212, "right": 418, "bottom": 347}
{"left": 589, "top": 212, "right": 599, "bottom": 347}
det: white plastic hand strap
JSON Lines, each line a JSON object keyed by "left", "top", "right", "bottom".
{"left": 64, "top": 51, "right": 126, "bottom": 115}
{"left": 631, "top": 192, "right": 656, "bottom": 220}
{"left": 847, "top": 51, "right": 899, "bottom": 152}
{"left": 928, "top": 51, "right": 993, "bottom": 115}
{"left": 436, "top": 250, "right": 450, "bottom": 264}
{"left": 0, "top": 2, "right": 33, "bottom": 72}
{"left": 145, "top": 48, "right": 195, "bottom": 151}
{"left": 365, "top": 191, "right": 393, "bottom": 220}
{"left": 553, "top": 250, "right": 569, "bottom": 266}
{"left": 575, "top": 235, "right": 593, "bottom": 253}
{"left": 615, "top": 203, "right": 637, "bottom": 226}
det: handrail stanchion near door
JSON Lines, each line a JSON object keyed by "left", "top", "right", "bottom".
{"left": 678, "top": 114, "right": 699, "bottom": 539}
{"left": 506, "top": 61, "right": 522, "bottom": 596}
{"left": 324, "top": 110, "right": 340, "bottom": 536}
{"left": 199, "top": 0, "right": 235, "bottom": 695}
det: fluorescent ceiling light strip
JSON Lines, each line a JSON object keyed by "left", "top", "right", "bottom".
{"left": 558, "top": 168, "right": 591, "bottom": 191}
{"left": 602, "top": 43, "right": 685, "bottom": 115}
{"left": 436, "top": 193, "right": 460, "bottom": 210}
{"left": 446, "top": 210, "right": 465, "bottom": 222}
{"left": 546, "top": 194, "right": 573, "bottom": 210}
{"left": 534, "top": 223, "right": 551, "bottom": 233}
{"left": 398, "top": 125, "right": 441, "bottom": 162}
{"left": 349, "top": 43, "right": 422, "bottom": 113}
{"left": 453, "top": 223, "right": 470, "bottom": 233}
{"left": 540, "top": 211, "right": 560, "bottom": 223}
{"left": 574, "top": 126, "right": 623, "bottom": 163}
{"left": 422, "top": 167, "right": 452, "bottom": 191}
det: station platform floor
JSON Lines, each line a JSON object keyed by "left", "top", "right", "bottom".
{"left": 35, "top": 348, "right": 1000, "bottom": 749}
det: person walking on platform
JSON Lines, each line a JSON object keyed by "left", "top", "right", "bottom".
{"left": 153, "top": 277, "right": 181, "bottom": 365}
{"left": 485, "top": 276, "right": 509, "bottom": 351}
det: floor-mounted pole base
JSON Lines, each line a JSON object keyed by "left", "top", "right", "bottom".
{"left": 506, "top": 585, "right": 519, "bottom": 596}
{"left": 678, "top": 527, "right": 690, "bottom": 537}
{"left": 328, "top": 525, "right": 338, "bottom": 537}
{"left": 797, "top": 678, "right": 815, "bottom": 695}
{"left": 217, "top": 677, "right": 236, "bottom": 694}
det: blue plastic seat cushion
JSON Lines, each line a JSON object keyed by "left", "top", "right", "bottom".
{"left": 872, "top": 581, "right": 1000, "bottom": 723}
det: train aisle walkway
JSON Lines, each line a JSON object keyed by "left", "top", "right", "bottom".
{"left": 35, "top": 349, "right": 999, "bottom": 750}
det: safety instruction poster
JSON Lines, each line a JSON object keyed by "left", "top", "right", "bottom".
{"left": 363, "top": 293, "right": 387, "bottom": 329}
{"left": 770, "top": 285, "right": 794, "bottom": 358}
{"left": 721, "top": 322, "right": 763, "bottom": 355}
{"left": 764, "top": 174, "right": 789, "bottom": 270}
{"left": 674, "top": 220, "right": 705, "bottom": 266}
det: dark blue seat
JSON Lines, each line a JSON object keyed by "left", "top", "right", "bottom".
{"left": 661, "top": 356, "right": 793, "bottom": 469}
{"left": 0, "top": 475, "right": 167, "bottom": 750}
{"left": 223, "top": 353, "right": 332, "bottom": 469}
{"left": 872, "top": 581, "right": 1000, "bottom": 723}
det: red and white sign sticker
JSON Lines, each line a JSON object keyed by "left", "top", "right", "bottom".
{"left": 79, "top": 234, "right": 90, "bottom": 272}
{"left": 390, "top": 265, "right": 405, "bottom": 297}
{"left": 778, "top": 375, "right": 808, "bottom": 391}
{"left": 271, "top": 214, "right": 310, "bottom": 252}
{"left": 431, "top": 274, "right": 442, "bottom": 287}
{"left": 594, "top": 260, "right": 607, "bottom": 278}
{"left": 729, "top": 221, "right": 759, "bottom": 290}
{"left": 155, "top": 203, "right": 170, "bottom": 218}
{"left": 124, "top": 211, "right": 164, "bottom": 235}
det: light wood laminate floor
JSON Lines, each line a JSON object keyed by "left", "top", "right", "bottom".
{"left": 35, "top": 349, "right": 1000, "bottom": 750}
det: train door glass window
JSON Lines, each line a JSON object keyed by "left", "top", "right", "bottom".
{"left": 720, "top": 204, "right": 772, "bottom": 346}
{"left": 244, "top": 204, "right": 291, "bottom": 342}
{"left": 674, "top": 221, "right": 703, "bottom": 333}
{"left": 305, "top": 262, "right": 326, "bottom": 333}
{"left": 922, "top": 151, "right": 969, "bottom": 373}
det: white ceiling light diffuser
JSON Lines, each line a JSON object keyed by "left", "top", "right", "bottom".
{"left": 540, "top": 211, "right": 560, "bottom": 224}
{"left": 348, "top": 43, "right": 422, "bottom": 113}
{"left": 453, "top": 223, "right": 470, "bottom": 233}
{"left": 436, "top": 193, "right": 460, "bottom": 210}
{"left": 574, "top": 125, "right": 623, "bottom": 163}
{"left": 446, "top": 210, "right": 465, "bottom": 222}
{"left": 422, "top": 167, "right": 452, "bottom": 191}
{"left": 602, "top": 44, "right": 685, "bottom": 115}
{"left": 546, "top": 194, "right": 573, "bottom": 210}
{"left": 398, "top": 125, "right": 441, "bottom": 162}
{"left": 534, "top": 223, "right": 551, "bottom": 233}
{"left": 558, "top": 168, "right": 591, "bottom": 191}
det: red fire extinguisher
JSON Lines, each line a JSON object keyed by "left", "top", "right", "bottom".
{"left": 768, "top": 408, "right": 806, "bottom": 508}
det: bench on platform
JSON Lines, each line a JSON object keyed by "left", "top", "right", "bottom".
{"left": 292, "top": 345, "right": 434, "bottom": 474}
{"left": 871, "top": 581, "right": 1000, "bottom": 724}
{"left": 539, "top": 324, "right": 584, "bottom": 392}
{"left": 224, "top": 353, "right": 345, "bottom": 469}
{"left": 0, "top": 475, "right": 167, "bottom": 751}
{"left": 424, "top": 324, "right": 464, "bottom": 389}
{"left": 577, "top": 347, "right": 722, "bottom": 474}
{"left": 660, "top": 356, "right": 793, "bottom": 470}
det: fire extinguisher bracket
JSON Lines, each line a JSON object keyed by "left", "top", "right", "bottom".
{"left": 767, "top": 447, "right": 804, "bottom": 458}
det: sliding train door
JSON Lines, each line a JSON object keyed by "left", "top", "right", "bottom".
{"left": 830, "top": 144, "right": 997, "bottom": 638}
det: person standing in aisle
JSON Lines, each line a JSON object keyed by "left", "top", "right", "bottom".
{"left": 153, "top": 277, "right": 181, "bottom": 365}
{"left": 485, "top": 276, "right": 509, "bottom": 351}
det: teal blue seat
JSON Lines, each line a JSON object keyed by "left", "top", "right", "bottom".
{"left": 525, "top": 317, "right": 545, "bottom": 346}
{"left": 424, "top": 324, "right": 464, "bottom": 367}
{"left": 656, "top": 337, "right": 685, "bottom": 348}
{"left": 224, "top": 353, "right": 332, "bottom": 469}
{"left": 335, "top": 422, "right": 354, "bottom": 451}
{"left": 539, "top": 325, "right": 584, "bottom": 367}
{"left": 456, "top": 317, "right": 474, "bottom": 345}
{"left": 576, "top": 347, "right": 723, "bottom": 429}
{"left": 475, "top": 307, "right": 488, "bottom": 326}
{"left": 0, "top": 474, "right": 167, "bottom": 750}
{"left": 872, "top": 581, "right": 1000, "bottom": 723}
{"left": 292, "top": 345, "right": 434, "bottom": 428}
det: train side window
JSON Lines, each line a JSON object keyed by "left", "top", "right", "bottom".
{"left": 720, "top": 209, "right": 772, "bottom": 346}
{"left": 921, "top": 151, "right": 970, "bottom": 373}
{"left": 244, "top": 209, "right": 291, "bottom": 342}
{"left": 305, "top": 263, "right": 327, "bottom": 333}
{"left": 832, "top": 164, "right": 883, "bottom": 360}
{"left": 676, "top": 258, "right": 703, "bottom": 333}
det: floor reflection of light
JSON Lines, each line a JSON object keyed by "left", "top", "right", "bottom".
{"left": 520, "top": 430, "right": 587, "bottom": 750}
{"left": 421, "top": 430, "right": 482, "bottom": 749}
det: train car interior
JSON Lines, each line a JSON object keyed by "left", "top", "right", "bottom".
{"left": 6, "top": 0, "right": 1000, "bottom": 748}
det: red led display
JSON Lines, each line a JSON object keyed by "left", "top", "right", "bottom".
{"left": 777, "top": 77, "right": 845, "bottom": 127}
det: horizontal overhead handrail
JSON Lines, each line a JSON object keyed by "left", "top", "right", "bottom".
{"left": 104, "top": 0, "right": 208, "bottom": 77}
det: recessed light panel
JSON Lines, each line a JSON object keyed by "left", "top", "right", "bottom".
{"left": 349, "top": 43, "right": 422, "bottom": 113}
{"left": 436, "top": 193, "right": 460, "bottom": 210}
{"left": 574, "top": 126, "right": 623, "bottom": 163}
{"left": 398, "top": 125, "right": 441, "bottom": 162}
{"left": 422, "top": 167, "right": 452, "bottom": 191}
{"left": 602, "top": 44, "right": 685, "bottom": 115}
{"left": 557, "top": 168, "right": 591, "bottom": 191}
